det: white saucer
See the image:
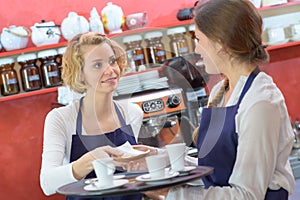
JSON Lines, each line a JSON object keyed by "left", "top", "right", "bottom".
{"left": 178, "top": 166, "right": 196, "bottom": 173}
{"left": 84, "top": 179, "right": 128, "bottom": 191}
{"left": 84, "top": 174, "right": 125, "bottom": 184}
{"left": 136, "top": 171, "right": 179, "bottom": 182}
{"left": 165, "top": 166, "right": 196, "bottom": 175}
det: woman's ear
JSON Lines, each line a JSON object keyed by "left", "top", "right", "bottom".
{"left": 215, "top": 41, "right": 223, "bottom": 53}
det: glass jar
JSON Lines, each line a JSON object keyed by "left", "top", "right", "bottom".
{"left": 56, "top": 46, "right": 67, "bottom": 77}
{"left": 167, "top": 26, "right": 189, "bottom": 57}
{"left": 188, "top": 24, "right": 198, "bottom": 51}
{"left": 0, "top": 57, "right": 20, "bottom": 96}
{"left": 144, "top": 31, "right": 167, "bottom": 66}
{"left": 38, "top": 49, "right": 62, "bottom": 88}
{"left": 17, "top": 53, "right": 42, "bottom": 92}
{"left": 122, "top": 34, "right": 146, "bottom": 71}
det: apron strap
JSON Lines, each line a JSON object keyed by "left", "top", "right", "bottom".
{"left": 75, "top": 98, "right": 126, "bottom": 135}
{"left": 75, "top": 97, "right": 84, "bottom": 135}
{"left": 114, "top": 102, "right": 126, "bottom": 127}
{"left": 237, "top": 66, "right": 260, "bottom": 105}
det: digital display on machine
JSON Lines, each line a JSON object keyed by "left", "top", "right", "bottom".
{"left": 142, "top": 99, "right": 164, "bottom": 113}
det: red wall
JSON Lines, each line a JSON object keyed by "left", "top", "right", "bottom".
{"left": 261, "top": 45, "right": 300, "bottom": 122}
{"left": 0, "top": 1, "right": 299, "bottom": 200}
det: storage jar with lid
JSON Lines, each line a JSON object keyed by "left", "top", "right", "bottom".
{"left": 38, "top": 49, "right": 62, "bottom": 88}
{"left": 0, "top": 57, "right": 20, "bottom": 96}
{"left": 122, "top": 34, "right": 146, "bottom": 71}
{"left": 188, "top": 24, "right": 198, "bottom": 51}
{"left": 167, "top": 26, "right": 189, "bottom": 57}
{"left": 57, "top": 46, "right": 67, "bottom": 75}
{"left": 17, "top": 53, "right": 42, "bottom": 92}
{"left": 144, "top": 31, "right": 167, "bottom": 65}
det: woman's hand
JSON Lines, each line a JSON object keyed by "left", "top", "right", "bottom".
{"left": 124, "top": 145, "right": 159, "bottom": 172}
{"left": 133, "top": 144, "right": 158, "bottom": 156}
{"left": 72, "top": 145, "right": 123, "bottom": 180}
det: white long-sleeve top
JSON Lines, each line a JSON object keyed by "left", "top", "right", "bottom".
{"left": 40, "top": 100, "right": 143, "bottom": 196}
{"left": 167, "top": 72, "right": 295, "bottom": 200}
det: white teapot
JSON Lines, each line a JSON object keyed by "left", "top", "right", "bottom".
{"left": 101, "top": 2, "right": 125, "bottom": 34}
{"left": 89, "top": 7, "right": 104, "bottom": 34}
{"left": 0, "top": 34, "right": 2, "bottom": 51}
{"left": 31, "top": 21, "right": 61, "bottom": 47}
{"left": 1, "top": 26, "right": 30, "bottom": 51}
{"left": 61, "top": 12, "right": 89, "bottom": 41}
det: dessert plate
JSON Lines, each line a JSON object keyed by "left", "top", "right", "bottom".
{"left": 136, "top": 171, "right": 179, "bottom": 182}
{"left": 83, "top": 179, "right": 128, "bottom": 191}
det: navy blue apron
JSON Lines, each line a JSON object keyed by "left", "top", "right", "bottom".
{"left": 196, "top": 67, "right": 288, "bottom": 200}
{"left": 66, "top": 97, "right": 143, "bottom": 200}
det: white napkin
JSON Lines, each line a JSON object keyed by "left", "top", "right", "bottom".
{"left": 116, "top": 141, "right": 145, "bottom": 157}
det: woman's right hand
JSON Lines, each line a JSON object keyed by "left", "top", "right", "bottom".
{"left": 72, "top": 145, "right": 123, "bottom": 180}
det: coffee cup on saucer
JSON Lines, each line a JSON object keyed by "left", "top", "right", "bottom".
{"left": 166, "top": 143, "right": 186, "bottom": 172}
{"left": 145, "top": 154, "right": 168, "bottom": 178}
{"left": 267, "top": 26, "right": 286, "bottom": 45}
{"left": 290, "top": 23, "right": 300, "bottom": 41}
{"left": 92, "top": 157, "right": 115, "bottom": 187}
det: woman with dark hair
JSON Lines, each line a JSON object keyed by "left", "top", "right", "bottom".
{"left": 166, "top": 0, "right": 295, "bottom": 199}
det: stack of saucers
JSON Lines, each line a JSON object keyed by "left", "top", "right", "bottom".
{"left": 116, "top": 74, "right": 143, "bottom": 95}
{"left": 138, "top": 70, "right": 169, "bottom": 91}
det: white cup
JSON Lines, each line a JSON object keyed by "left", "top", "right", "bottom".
{"left": 145, "top": 154, "right": 168, "bottom": 178}
{"left": 92, "top": 157, "right": 115, "bottom": 187}
{"left": 290, "top": 23, "right": 300, "bottom": 39}
{"left": 267, "top": 27, "right": 285, "bottom": 43}
{"left": 165, "top": 143, "right": 186, "bottom": 172}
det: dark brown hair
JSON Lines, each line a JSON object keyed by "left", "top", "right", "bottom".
{"left": 194, "top": 0, "right": 269, "bottom": 65}
{"left": 192, "top": 0, "right": 269, "bottom": 144}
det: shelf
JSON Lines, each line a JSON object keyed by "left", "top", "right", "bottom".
{"left": 110, "top": 20, "right": 194, "bottom": 39}
{"left": 0, "top": 42, "right": 68, "bottom": 58}
{"left": 0, "top": 21, "right": 194, "bottom": 58}
{"left": 259, "top": 1, "right": 300, "bottom": 17}
{"left": 258, "top": 1, "right": 300, "bottom": 11}
{"left": 0, "top": 87, "right": 58, "bottom": 102}
{"left": 266, "top": 40, "right": 300, "bottom": 51}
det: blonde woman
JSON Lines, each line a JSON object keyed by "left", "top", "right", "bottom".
{"left": 40, "top": 32, "right": 144, "bottom": 200}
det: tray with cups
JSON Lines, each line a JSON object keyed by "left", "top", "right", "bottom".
{"left": 135, "top": 143, "right": 196, "bottom": 183}
{"left": 57, "top": 142, "right": 214, "bottom": 197}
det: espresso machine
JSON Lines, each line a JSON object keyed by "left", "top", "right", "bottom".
{"left": 114, "top": 53, "right": 209, "bottom": 148}
{"left": 160, "top": 53, "right": 209, "bottom": 147}
{"left": 127, "top": 88, "right": 187, "bottom": 147}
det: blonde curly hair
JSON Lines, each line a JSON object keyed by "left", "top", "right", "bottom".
{"left": 62, "top": 32, "right": 127, "bottom": 93}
